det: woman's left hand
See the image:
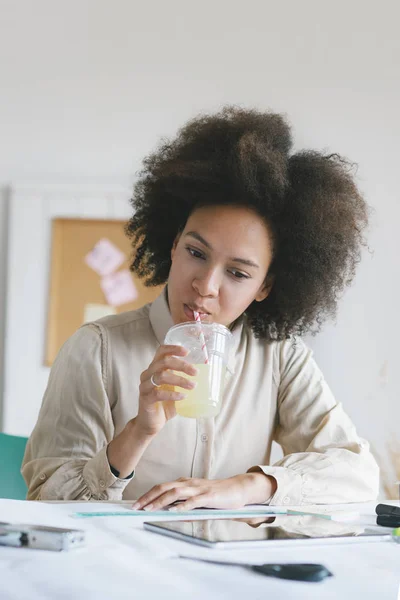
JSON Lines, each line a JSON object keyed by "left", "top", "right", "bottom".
{"left": 132, "top": 472, "right": 276, "bottom": 511}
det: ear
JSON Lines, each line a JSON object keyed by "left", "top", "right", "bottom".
{"left": 255, "top": 274, "right": 274, "bottom": 303}
{"left": 170, "top": 233, "right": 181, "bottom": 261}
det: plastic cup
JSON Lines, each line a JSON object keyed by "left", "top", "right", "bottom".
{"left": 164, "top": 322, "right": 232, "bottom": 418}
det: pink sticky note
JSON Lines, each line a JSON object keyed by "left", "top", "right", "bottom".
{"left": 85, "top": 238, "right": 125, "bottom": 276}
{"left": 100, "top": 269, "right": 138, "bottom": 307}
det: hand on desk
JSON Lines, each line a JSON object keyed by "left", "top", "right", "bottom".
{"left": 132, "top": 472, "right": 276, "bottom": 511}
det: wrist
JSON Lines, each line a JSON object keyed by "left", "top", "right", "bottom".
{"left": 107, "top": 418, "right": 156, "bottom": 479}
{"left": 243, "top": 471, "right": 277, "bottom": 504}
{"left": 127, "top": 417, "right": 158, "bottom": 443}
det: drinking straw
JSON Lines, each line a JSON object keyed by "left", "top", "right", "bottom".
{"left": 193, "top": 311, "right": 209, "bottom": 364}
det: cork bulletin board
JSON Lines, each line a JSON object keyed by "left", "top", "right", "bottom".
{"left": 45, "top": 218, "right": 164, "bottom": 366}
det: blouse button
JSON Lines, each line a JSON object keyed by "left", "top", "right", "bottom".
{"left": 201, "top": 434, "right": 208, "bottom": 442}
{"left": 39, "top": 473, "right": 47, "bottom": 481}
{"left": 99, "top": 480, "right": 106, "bottom": 488}
{"left": 283, "top": 496, "right": 290, "bottom": 504}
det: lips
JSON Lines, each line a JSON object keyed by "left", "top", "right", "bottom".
{"left": 184, "top": 304, "right": 210, "bottom": 321}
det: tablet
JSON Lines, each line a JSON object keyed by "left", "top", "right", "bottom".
{"left": 143, "top": 515, "right": 391, "bottom": 549}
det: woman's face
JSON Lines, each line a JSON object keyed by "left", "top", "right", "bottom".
{"left": 167, "top": 205, "right": 274, "bottom": 327}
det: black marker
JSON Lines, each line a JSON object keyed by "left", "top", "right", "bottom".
{"left": 179, "top": 556, "right": 333, "bottom": 582}
{"left": 375, "top": 504, "right": 400, "bottom": 527}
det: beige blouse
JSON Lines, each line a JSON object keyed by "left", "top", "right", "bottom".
{"left": 22, "top": 290, "right": 379, "bottom": 505}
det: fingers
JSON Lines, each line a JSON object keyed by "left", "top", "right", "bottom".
{"left": 139, "top": 346, "right": 189, "bottom": 384}
{"left": 143, "top": 386, "right": 187, "bottom": 403}
{"left": 133, "top": 484, "right": 195, "bottom": 511}
{"left": 153, "top": 353, "right": 198, "bottom": 378}
{"left": 132, "top": 478, "right": 204, "bottom": 510}
{"left": 140, "top": 346, "right": 197, "bottom": 395}
{"left": 170, "top": 492, "right": 212, "bottom": 512}
{"left": 149, "top": 369, "right": 197, "bottom": 393}
{"left": 133, "top": 477, "right": 248, "bottom": 513}
{"left": 140, "top": 345, "right": 198, "bottom": 399}
{"left": 170, "top": 477, "right": 244, "bottom": 511}
{"left": 148, "top": 346, "right": 197, "bottom": 380}
{"left": 133, "top": 482, "right": 178, "bottom": 510}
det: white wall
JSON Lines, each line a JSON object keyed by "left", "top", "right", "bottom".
{"left": 1, "top": 0, "right": 399, "bottom": 491}
{"left": 4, "top": 186, "right": 132, "bottom": 436}
{"left": 0, "top": 189, "right": 9, "bottom": 429}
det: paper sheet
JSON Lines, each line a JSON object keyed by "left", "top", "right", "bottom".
{"left": 83, "top": 303, "right": 117, "bottom": 323}
{"left": 100, "top": 269, "right": 138, "bottom": 307}
{"left": 84, "top": 238, "right": 125, "bottom": 276}
{"left": 0, "top": 500, "right": 396, "bottom": 600}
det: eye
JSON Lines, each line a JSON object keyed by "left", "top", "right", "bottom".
{"left": 186, "top": 247, "right": 205, "bottom": 260}
{"left": 229, "top": 269, "right": 250, "bottom": 280}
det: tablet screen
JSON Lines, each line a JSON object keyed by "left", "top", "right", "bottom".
{"left": 144, "top": 515, "right": 390, "bottom": 548}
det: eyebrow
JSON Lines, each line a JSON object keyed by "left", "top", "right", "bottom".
{"left": 185, "top": 231, "right": 260, "bottom": 269}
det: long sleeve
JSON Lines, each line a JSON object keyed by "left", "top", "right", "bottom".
{"left": 22, "top": 324, "right": 132, "bottom": 501}
{"left": 252, "top": 338, "right": 379, "bottom": 506}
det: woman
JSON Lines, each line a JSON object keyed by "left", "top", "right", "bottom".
{"left": 22, "top": 107, "right": 379, "bottom": 507}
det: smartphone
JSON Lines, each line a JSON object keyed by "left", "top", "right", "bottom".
{"left": 0, "top": 522, "right": 86, "bottom": 551}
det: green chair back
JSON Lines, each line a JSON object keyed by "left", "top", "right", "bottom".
{"left": 0, "top": 433, "right": 28, "bottom": 500}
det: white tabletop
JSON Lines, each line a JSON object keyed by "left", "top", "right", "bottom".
{"left": 0, "top": 499, "right": 399, "bottom": 600}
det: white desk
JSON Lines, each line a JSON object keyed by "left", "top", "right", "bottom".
{"left": 1, "top": 500, "right": 399, "bottom": 600}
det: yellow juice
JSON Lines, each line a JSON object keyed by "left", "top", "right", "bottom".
{"left": 176, "top": 364, "right": 214, "bottom": 418}
{"left": 161, "top": 363, "right": 226, "bottom": 418}
{"left": 172, "top": 363, "right": 224, "bottom": 418}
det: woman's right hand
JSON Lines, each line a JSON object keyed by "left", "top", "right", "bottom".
{"left": 135, "top": 345, "right": 198, "bottom": 437}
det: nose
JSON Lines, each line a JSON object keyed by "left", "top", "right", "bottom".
{"left": 192, "top": 266, "right": 220, "bottom": 298}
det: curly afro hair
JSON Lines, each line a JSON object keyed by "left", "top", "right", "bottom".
{"left": 126, "top": 106, "right": 368, "bottom": 341}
